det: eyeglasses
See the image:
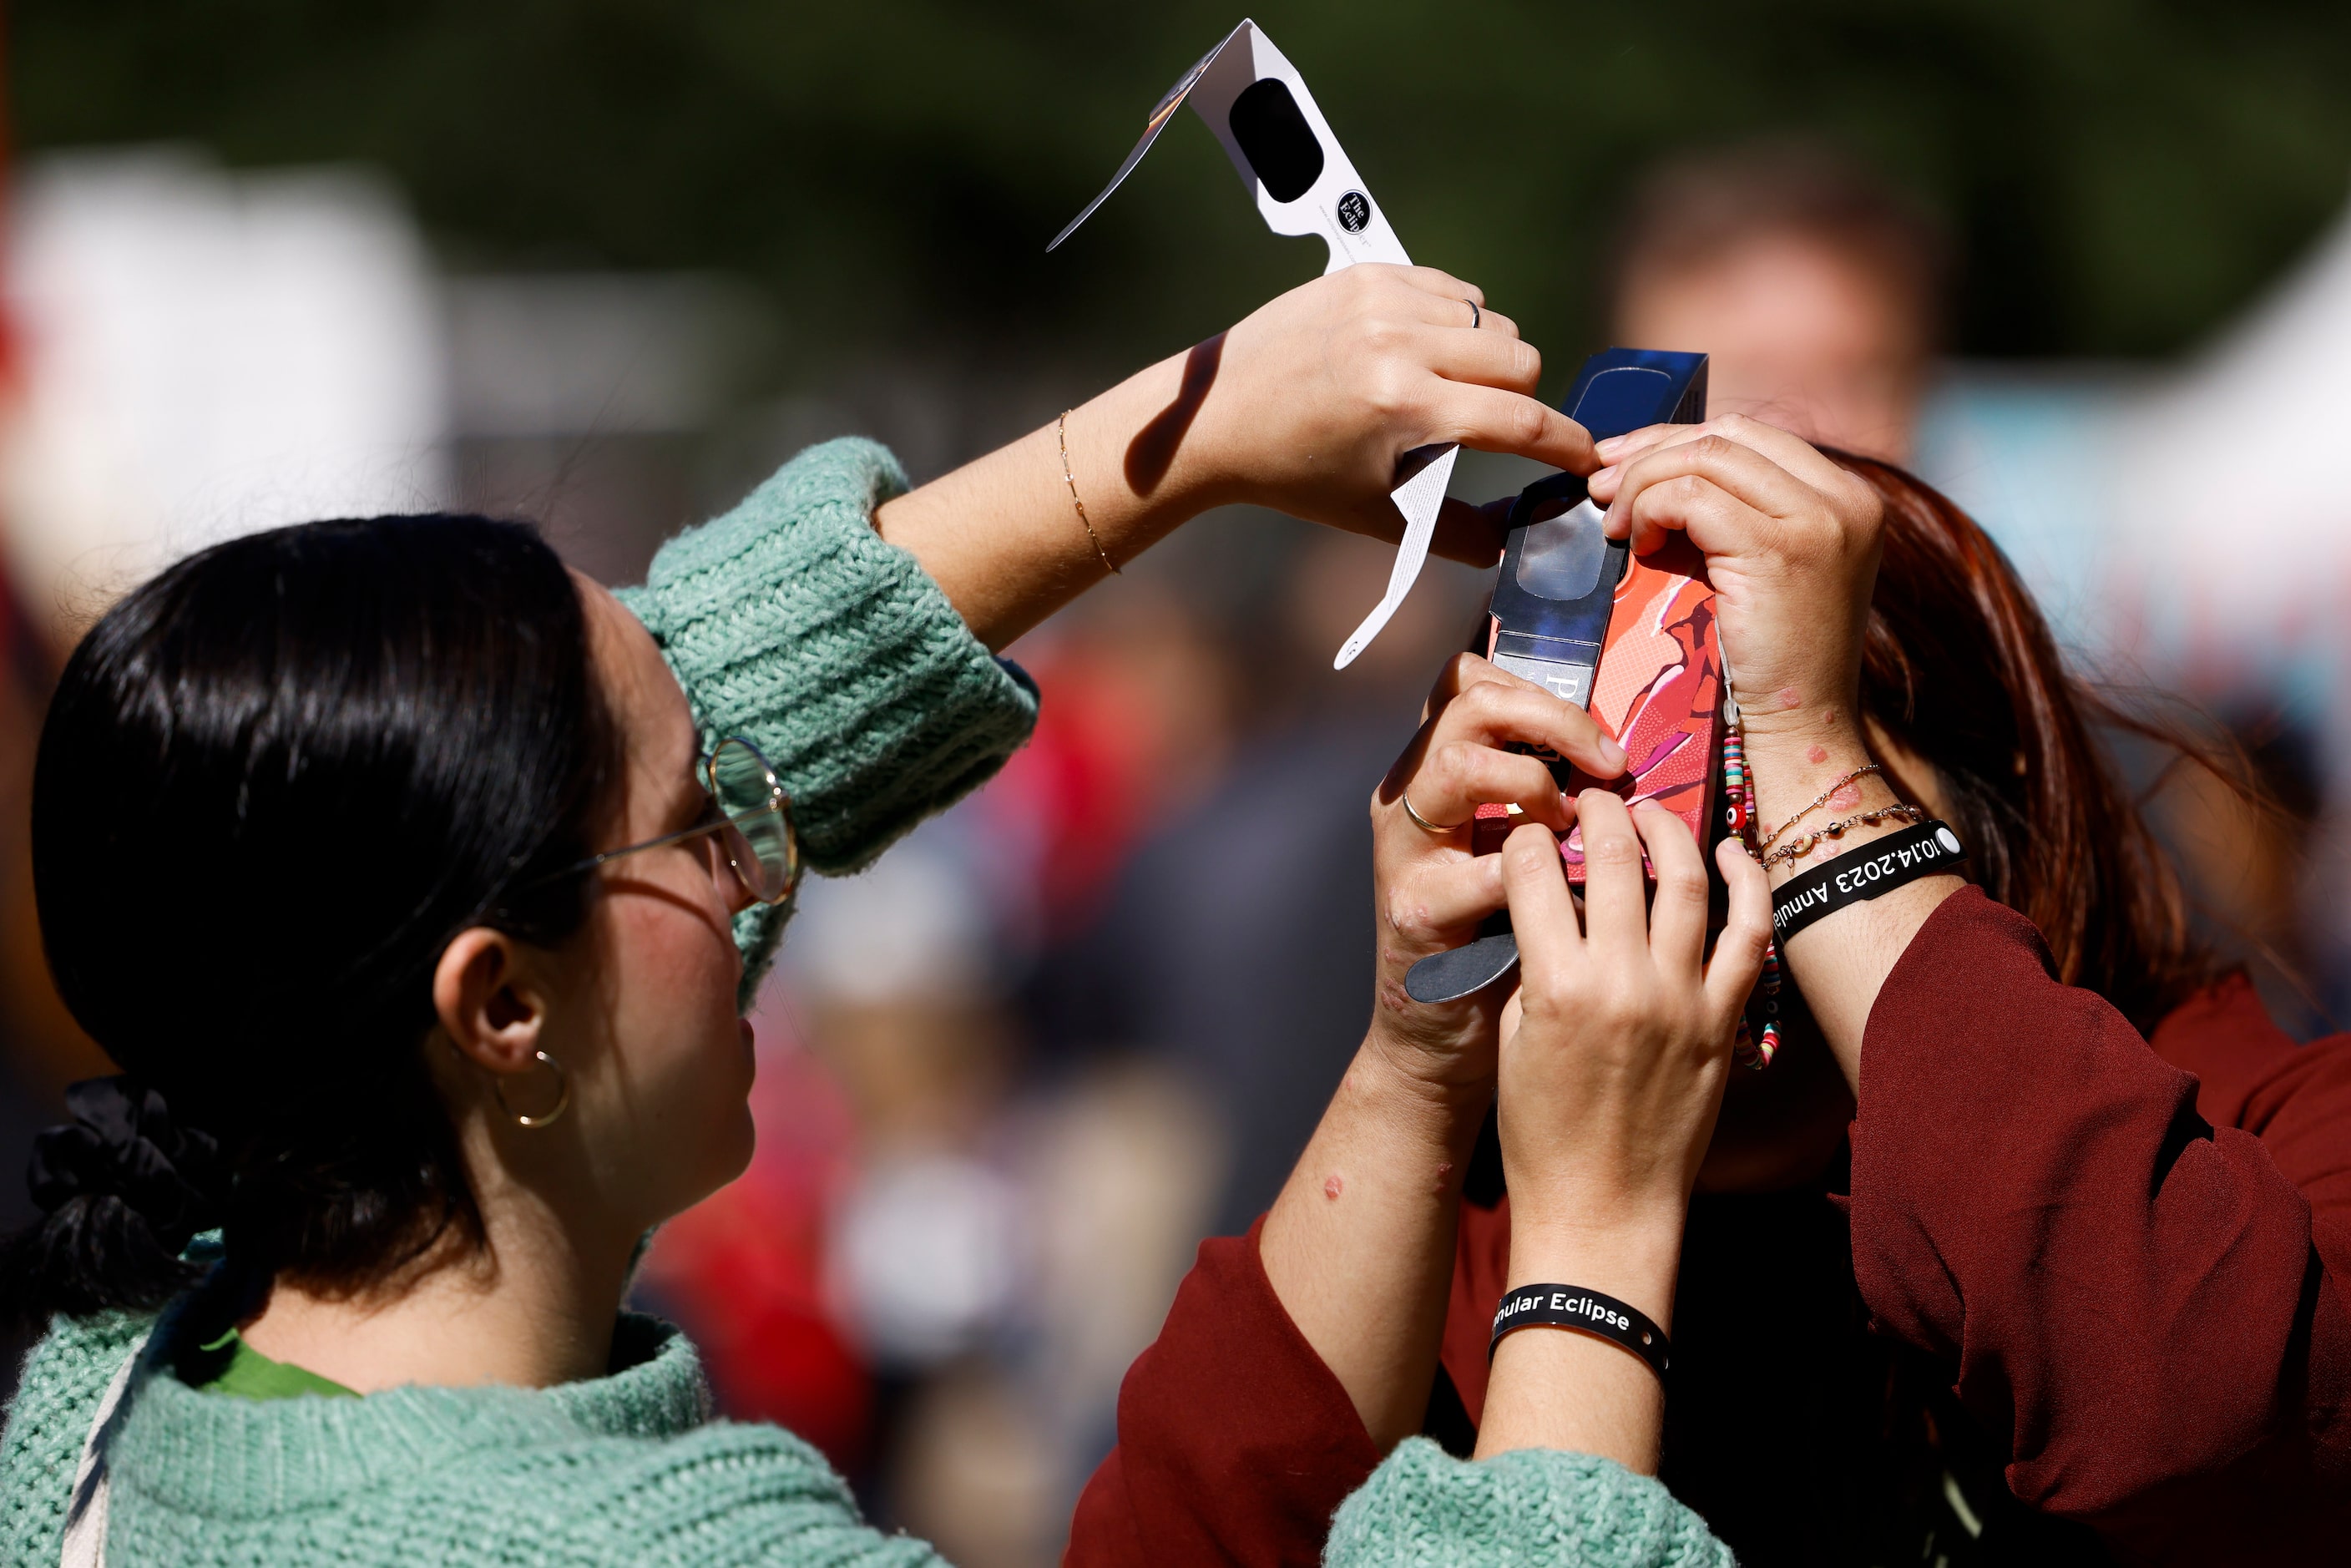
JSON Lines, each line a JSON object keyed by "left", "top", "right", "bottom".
{"left": 538, "top": 736, "right": 802, "bottom": 909}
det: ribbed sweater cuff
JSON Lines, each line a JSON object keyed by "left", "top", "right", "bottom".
{"left": 1325, "top": 1438, "right": 1732, "bottom": 1566}
{"left": 617, "top": 438, "right": 1039, "bottom": 988}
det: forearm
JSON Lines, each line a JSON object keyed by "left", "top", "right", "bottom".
{"left": 1742, "top": 712, "right": 1961, "bottom": 1086}
{"left": 874, "top": 342, "right": 1231, "bottom": 650}
{"left": 1474, "top": 1210, "right": 1680, "bottom": 1472}
{"left": 1260, "top": 1030, "right": 1488, "bottom": 1449}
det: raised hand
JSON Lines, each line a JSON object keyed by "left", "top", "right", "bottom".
{"left": 1476, "top": 792, "right": 1770, "bottom": 1470}
{"left": 1586, "top": 413, "right": 1883, "bottom": 742}
{"left": 1366, "top": 653, "right": 1626, "bottom": 1092}
{"left": 1192, "top": 264, "right": 1599, "bottom": 563}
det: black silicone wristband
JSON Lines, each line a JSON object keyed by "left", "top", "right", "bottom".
{"left": 1771, "top": 819, "right": 1967, "bottom": 943}
{"left": 1489, "top": 1283, "right": 1671, "bottom": 1381}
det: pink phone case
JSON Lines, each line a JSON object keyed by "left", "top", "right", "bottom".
{"left": 1474, "top": 535, "right": 1727, "bottom": 881}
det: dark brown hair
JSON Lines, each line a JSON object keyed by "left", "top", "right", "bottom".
{"left": 1608, "top": 139, "right": 1951, "bottom": 349}
{"left": 1843, "top": 452, "right": 2219, "bottom": 1033}
{"left": 5, "top": 515, "right": 619, "bottom": 1322}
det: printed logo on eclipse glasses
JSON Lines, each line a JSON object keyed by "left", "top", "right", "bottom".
{"left": 1336, "top": 191, "right": 1372, "bottom": 233}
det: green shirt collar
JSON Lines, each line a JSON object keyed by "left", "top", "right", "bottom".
{"left": 190, "top": 1328, "right": 358, "bottom": 1402}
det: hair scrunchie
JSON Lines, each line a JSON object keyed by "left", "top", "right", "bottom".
{"left": 28, "top": 1076, "right": 222, "bottom": 1252}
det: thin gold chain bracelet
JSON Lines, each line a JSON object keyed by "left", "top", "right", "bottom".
{"left": 1057, "top": 409, "right": 1120, "bottom": 577}
{"left": 1759, "top": 802, "right": 1927, "bottom": 870}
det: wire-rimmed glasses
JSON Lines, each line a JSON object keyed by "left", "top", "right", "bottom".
{"left": 546, "top": 736, "right": 801, "bottom": 908}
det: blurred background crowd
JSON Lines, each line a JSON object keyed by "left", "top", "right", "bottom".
{"left": 5, "top": 4, "right": 2351, "bottom": 1563}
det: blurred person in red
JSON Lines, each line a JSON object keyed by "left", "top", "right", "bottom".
{"left": 652, "top": 594, "right": 1242, "bottom": 1565}
{"left": 1048, "top": 528, "right": 1493, "bottom": 1244}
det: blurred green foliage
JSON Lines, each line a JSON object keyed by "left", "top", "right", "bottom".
{"left": 15, "top": 1, "right": 2351, "bottom": 386}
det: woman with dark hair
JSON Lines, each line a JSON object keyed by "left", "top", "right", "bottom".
{"left": 0, "top": 266, "right": 1759, "bottom": 1567}
{"left": 1067, "top": 418, "right": 2351, "bottom": 1565}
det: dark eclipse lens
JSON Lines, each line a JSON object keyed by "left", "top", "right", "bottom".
{"left": 1226, "top": 78, "right": 1325, "bottom": 202}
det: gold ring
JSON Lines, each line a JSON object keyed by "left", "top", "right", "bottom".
{"left": 1403, "top": 792, "right": 1468, "bottom": 835}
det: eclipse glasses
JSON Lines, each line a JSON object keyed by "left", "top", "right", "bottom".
{"left": 1051, "top": 19, "right": 1457, "bottom": 671}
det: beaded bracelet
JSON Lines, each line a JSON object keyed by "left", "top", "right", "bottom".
{"left": 1758, "top": 802, "right": 1928, "bottom": 870}
{"left": 1722, "top": 721, "right": 1782, "bottom": 1070}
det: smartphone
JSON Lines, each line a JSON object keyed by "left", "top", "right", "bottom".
{"left": 1470, "top": 350, "right": 1722, "bottom": 883}
{"left": 1404, "top": 348, "right": 1721, "bottom": 1004}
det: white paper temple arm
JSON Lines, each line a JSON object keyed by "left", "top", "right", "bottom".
{"left": 1047, "top": 18, "right": 1456, "bottom": 669}
{"left": 1047, "top": 23, "right": 1246, "bottom": 255}
{"left": 1335, "top": 445, "right": 1459, "bottom": 669}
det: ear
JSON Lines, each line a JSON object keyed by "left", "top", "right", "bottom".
{"left": 432, "top": 926, "right": 550, "bottom": 1077}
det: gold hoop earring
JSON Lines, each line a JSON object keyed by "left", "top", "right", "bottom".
{"left": 493, "top": 1050, "right": 570, "bottom": 1129}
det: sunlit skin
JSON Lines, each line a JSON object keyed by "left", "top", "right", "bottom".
{"left": 235, "top": 575, "right": 758, "bottom": 1393}
{"left": 206, "top": 260, "right": 1600, "bottom": 1405}
{"left": 1579, "top": 412, "right": 1967, "bottom": 1189}
{"left": 1697, "top": 719, "right": 1953, "bottom": 1194}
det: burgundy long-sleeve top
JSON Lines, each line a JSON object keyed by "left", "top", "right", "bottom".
{"left": 1066, "top": 888, "right": 2351, "bottom": 1565}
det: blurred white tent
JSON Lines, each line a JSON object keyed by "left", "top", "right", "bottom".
{"left": 2120, "top": 198, "right": 2351, "bottom": 725}
{"left": 1, "top": 149, "right": 450, "bottom": 628}
{"left": 1917, "top": 182, "right": 2351, "bottom": 751}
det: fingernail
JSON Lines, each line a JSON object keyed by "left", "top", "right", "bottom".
{"left": 1594, "top": 435, "right": 1624, "bottom": 458}
{"left": 1599, "top": 736, "right": 1626, "bottom": 770}
{"left": 1590, "top": 463, "right": 1617, "bottom": 486}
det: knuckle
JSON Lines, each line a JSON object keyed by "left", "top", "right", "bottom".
{"left": 1503, "top": 826, "right": 1556, "bottom": 875}
{"left": 1522, "top": 958, "right": 1575, "bottom": 1007}
{"left": 1364, "top": 363, "right": 1418, "bottom": 420}
{"left": 1591, "top": 984, "right": 1642, "bottom": 1030}
{"left": 1459, "top": 678, "right": 1514, "bottom": 723}
{"left": 1383, "top": 888, "right": 1428, "bottom": 938}
{"left": 1581, "top": 829, "right": 1643, "bottom": 867}
{"left": 1658, "top": 862, "right": 1709, "bottom": 904}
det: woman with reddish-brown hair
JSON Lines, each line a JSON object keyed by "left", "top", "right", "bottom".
{"left": 1065, "top": 418, "right": 2351, "bottom": 1566}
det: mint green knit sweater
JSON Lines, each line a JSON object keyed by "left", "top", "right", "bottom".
{"left": 0, "top": 439, "right": 1732, "bottom": 1567}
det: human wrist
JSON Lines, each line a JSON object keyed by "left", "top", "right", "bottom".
{"left": 1504, "top": 1203, "right": 1683, "bottom": 1330}
{"left": 1362, "top": 1004, "right": 1496, "bottom": 1105}
{"left": 1742, "top": 725, "right": 1879, "bottom": 839}
{"left": 1065, "top": 352, "right": 1229, "bottom": 550}
{"left": 1352, "top": 1024, "right": 1493, "bottom": 1147}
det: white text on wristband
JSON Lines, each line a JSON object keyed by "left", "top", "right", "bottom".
{"left": 1489, "top": 1283, "right": 1671, "bottom": 1380}
{"left": 1771, "top": 820, "right": 1968, "bottom": 943}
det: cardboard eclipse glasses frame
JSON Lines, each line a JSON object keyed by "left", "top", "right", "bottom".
{"left": 1051, "top": 18, "right": 1454, "bottom": 670}
{"left": 1050, "top": 19, "right": 1409, "bottom": 277}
